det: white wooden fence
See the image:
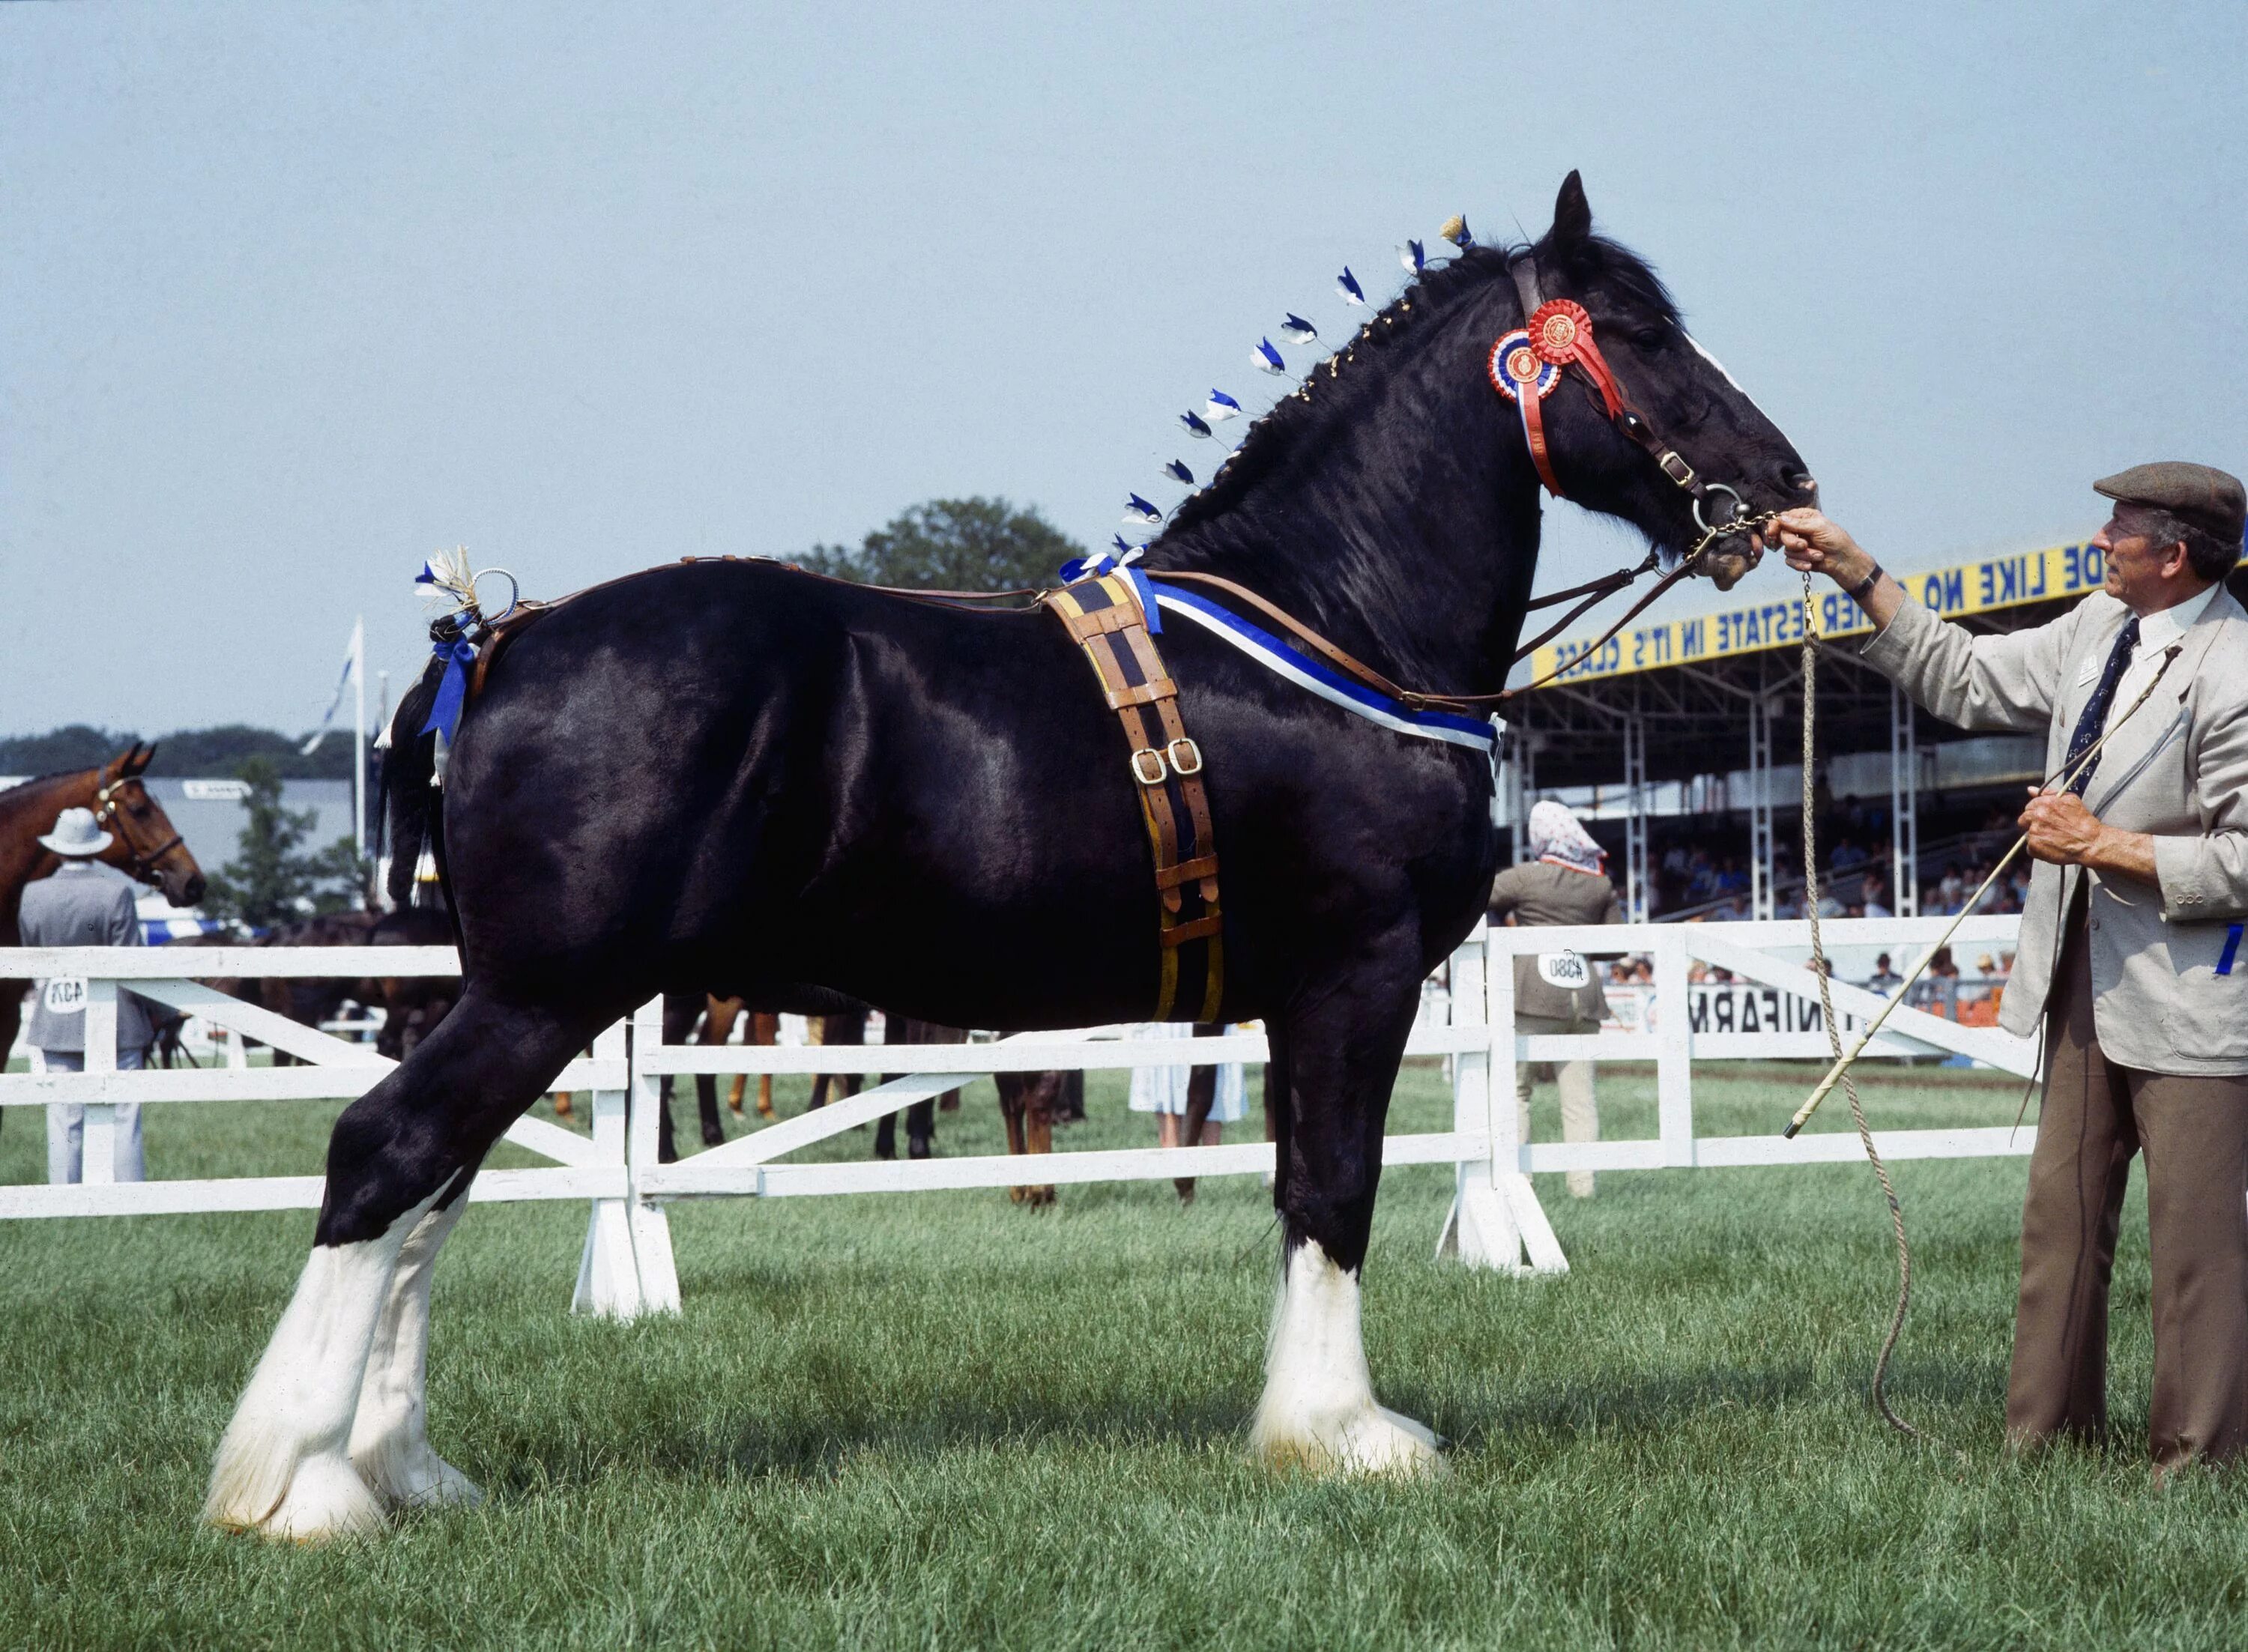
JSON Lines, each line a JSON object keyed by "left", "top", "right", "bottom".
{"left": 0, "top": 916, "right": 2032, "bottom": 1316}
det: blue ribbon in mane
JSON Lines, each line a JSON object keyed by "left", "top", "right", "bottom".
{"left": 420, "top": 635, "right": 480, "bottom": 742}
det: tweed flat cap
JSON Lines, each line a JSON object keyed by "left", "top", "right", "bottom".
{"left": 2094, "top": 462, "right": 2246, "bottom": 545}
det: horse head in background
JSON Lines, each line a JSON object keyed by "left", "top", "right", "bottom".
{"left": 1, "top": 743, "right": 208, "bottom": 1069}
{"left": 32, "top": 743, "right": 207, "bottom": 909}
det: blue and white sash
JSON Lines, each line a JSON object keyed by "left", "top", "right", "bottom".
{"left": 1140, "top": 579, "right": 1502, "bottom": 756}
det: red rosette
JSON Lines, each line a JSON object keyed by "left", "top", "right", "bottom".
{"left": 1529, "top": 297, "right": 1625, "bottom": 417}
{"left": 1528, "top": 298, "right": 1592, "bottom": 365}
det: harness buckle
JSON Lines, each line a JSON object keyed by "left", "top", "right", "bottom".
{"left": 1131, "top": 748, "right": 1169, "bottom": 785}
{"left": 1658, "top": 451, "right": 1697, "bottom": 488}
{"left": 1165, "top": 737, "right": 1204, "bottom": 776}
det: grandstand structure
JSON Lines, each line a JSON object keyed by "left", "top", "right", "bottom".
{"left": 1502, "top": 536, "right": 2130, "bottom": 923}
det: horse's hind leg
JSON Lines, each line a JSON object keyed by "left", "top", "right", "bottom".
{"left": 1250, "top": 961, "right": 1440, "bottom": 1477}
{"left": 205, "top": 989, "right": 602, "bottom": 1541}
{"left": 347, "top": 1194, "right": 474, "bottom": 1510}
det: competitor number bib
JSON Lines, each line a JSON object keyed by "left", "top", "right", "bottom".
{"left": 42, "top": 976, "right": 88, "bottom": 1014}
{"left": 1535, "top": 950, "right": 1590, "bottom": 990}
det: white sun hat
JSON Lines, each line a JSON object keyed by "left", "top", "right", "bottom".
{"left": 37, "top": 806, "right": 112, "bottom": 858}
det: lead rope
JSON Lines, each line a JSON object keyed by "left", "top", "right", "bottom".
{"left": 1796, "top": 570, "right": 1930, "bottom": 1444}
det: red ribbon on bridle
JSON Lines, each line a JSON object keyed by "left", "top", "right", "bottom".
{"left": 1489, "top": 264, "right": 1756, "bottom": 551}
{"left": 1490, "top": 297, "right": 1627, "bottom": 498}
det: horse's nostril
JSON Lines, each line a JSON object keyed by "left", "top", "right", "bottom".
{"left": 1786, "top": 469, "right": 1819, "bottom": 494}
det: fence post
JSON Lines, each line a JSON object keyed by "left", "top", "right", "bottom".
{"left": 572, "top": 1018, "right": 644, "bottom": 1319}
{"left": 1439, "top": 922, "right": 1523, "bottom": 1270}
{"left": 625, "top": 998, "right": 682, "bottom": 1313}
{"left": 1655, "top": 929, "right": 1695, "bottom": 1167}
{"left": 80, "top": 978, "right": 118, "bottom": 1185}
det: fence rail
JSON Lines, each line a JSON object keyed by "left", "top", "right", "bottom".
{"left": 1, "top": 914, "right": 2034, "bottom": 1316}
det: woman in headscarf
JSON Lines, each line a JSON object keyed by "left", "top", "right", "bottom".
{"left": 1488, "top": 800, "right": 1623, "bottom": 1198}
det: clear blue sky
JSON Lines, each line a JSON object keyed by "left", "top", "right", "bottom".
{"left": 4, "top": 1, "right": 2243, "bottom": 735}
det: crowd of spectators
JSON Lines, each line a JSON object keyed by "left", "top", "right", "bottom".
{"left": 1601, "top": 796, "right": 2041, "bottom": 922}
{"left": 1609, "top": 944, "right": 2014, "bottom": 1021}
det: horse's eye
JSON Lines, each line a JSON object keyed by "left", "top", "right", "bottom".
{"left": 1633, "top": 329, "right": 1670, "bottom": 352}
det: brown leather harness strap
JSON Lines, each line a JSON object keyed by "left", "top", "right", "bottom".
{"left": 1150, "top": 552, "right": 1705, "bottom": 709}
{"left": 1045, "top": 574, "right": 1224, "bottom": 1022}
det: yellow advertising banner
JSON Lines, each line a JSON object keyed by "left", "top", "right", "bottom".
{"left": 1526, "top": 538, "right": 2107, "bottom": 688}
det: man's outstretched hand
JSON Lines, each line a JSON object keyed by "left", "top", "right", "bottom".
{"left": 1774, "top": 509, "right": 1872, "bottom": 586}
{"left": 1772, "top": 508, "right": 1904, "bottom": 625}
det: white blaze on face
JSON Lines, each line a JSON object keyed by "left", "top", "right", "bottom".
{"left": 1685, "top": 333, "right": 1774, "bottom": 424}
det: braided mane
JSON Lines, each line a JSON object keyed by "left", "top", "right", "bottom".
{"left": 1158, "top": 235, "right": 1682, "bottom": 540}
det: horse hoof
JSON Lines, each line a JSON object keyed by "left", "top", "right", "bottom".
{"left": 208, "top": 1451, "right": 388, "bottom": 1543}
{"left": 354, "top": 1438, "right": 485, "bottom": 1513}
{"left": 390, "top": 1457, "right": 484, "bottom": 1511}
{"left": 1251, "top": 1404, "right": 1445, "bottom": 1479}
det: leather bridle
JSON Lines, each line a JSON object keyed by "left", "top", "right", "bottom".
{"left": 91, "top": 772, "right": 187, "bottom": 883}
{"left": 1501, "top": 258, "right": 1756, "bottom": 541}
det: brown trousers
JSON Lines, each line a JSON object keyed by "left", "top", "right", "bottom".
{"left": 2007, "top": 899, "right": 2248, "bottom": 1469}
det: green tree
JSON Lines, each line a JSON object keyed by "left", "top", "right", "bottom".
{"left": 196, "top": 757, "right": 368, "bottom": 928}
{"left": 0, "top": 724, "right": 360, "bottom": 781}
{"left": 797, "top": 497, "right": 1085, "bottom": 593}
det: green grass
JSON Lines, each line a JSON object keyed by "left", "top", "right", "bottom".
{"left": 4, "top": 1060, "right": 2247, "bottom": 1649}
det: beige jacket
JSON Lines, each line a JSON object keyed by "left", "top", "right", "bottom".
{"left": 1863, "top": 587, "right": 2248, "bottom": 1074}
{"left": 1489, "top": 861, "right": 1623, "bottom": 1023}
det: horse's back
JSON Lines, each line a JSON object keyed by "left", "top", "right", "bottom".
{"left": 441, "top": 561, "right": 1159, "bottom": 1019}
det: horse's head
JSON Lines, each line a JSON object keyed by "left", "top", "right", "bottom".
{"left": 89, "top": 742, "right": 206, "bottom": 907}
{"left": 1496, "top": 172, "right": 1816, "bottom": 590}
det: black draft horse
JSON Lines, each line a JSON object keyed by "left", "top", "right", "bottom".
{"left": 206, "top": 174, "right": 1811, "bottom": 1538}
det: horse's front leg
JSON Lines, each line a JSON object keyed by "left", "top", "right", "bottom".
{"left": 1251, "top": 954, "right": 1440, "bottom": 1477}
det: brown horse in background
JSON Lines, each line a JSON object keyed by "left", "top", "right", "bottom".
{"left": 1, "top": 745, "right": 205, "bottom": 1083}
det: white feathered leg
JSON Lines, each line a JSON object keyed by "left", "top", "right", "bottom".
{"left": 348, "top": 1196, "right": 481, "bottom": 1510}
{"left": 204, "top": 1190, "right": 441, "bottom": 1540}
{"left": 1249, "top": 1239, "right": 1442, "bottom": 1475}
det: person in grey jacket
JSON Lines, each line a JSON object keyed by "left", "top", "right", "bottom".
{"left": 20, "top": 807, "right": 155, "bottom": 1182}
{"left": 1490, "top": 800, "right": 1623, "bottom": 1198}
{"left": 1777, "top": 461, "right": 2248, "bottom": 1473}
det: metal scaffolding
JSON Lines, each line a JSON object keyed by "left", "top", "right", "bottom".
{"left": 1747, "top": 680, "right": 1777, "bottom": 922}
{"left": 1622, "top": 698, "right": 1649, "bottom": 923}
{"left": 1890, "top": 683, "right": 1920, "bottom": 917}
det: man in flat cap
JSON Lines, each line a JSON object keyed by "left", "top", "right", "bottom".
{"left": 1777, "top": 462, "right": 2248, "bottom": 1475}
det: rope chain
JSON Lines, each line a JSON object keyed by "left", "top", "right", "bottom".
{"left": 1797, "top": 569, "right": 1929, "bottom": 1444}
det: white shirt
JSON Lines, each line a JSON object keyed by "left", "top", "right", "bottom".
{"left": 2111, "top": 581, "right": 2219, "bottom": 715}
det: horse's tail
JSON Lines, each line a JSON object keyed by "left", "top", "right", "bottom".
{"left": 379, "top": 663, "right": 447, "bottom": 912}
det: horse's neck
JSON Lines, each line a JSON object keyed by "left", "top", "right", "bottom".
{"left": 0, "top": 773, "right": 88, "bottom": 937}
{"left": 1146, "top": 354, "right": 1544, "bottom": 696}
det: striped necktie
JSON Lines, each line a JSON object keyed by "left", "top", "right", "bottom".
{"left": 2064, "top": 616, "right": 2139, "bottom": 796}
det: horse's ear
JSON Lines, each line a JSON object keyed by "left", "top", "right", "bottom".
{"left": 1550, "top": 169, "right": 1594, "bottom": 259}
{"left": 128, "top": 742, "right": 155, "bottom": 775}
